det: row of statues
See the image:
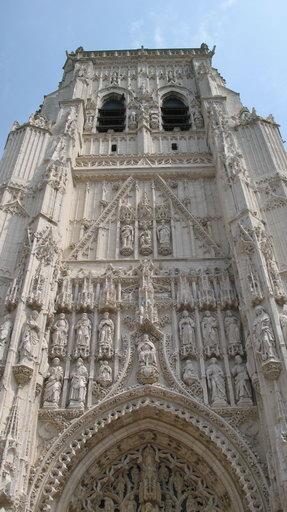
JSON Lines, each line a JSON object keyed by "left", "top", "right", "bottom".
{"left": 120, "top": 220, "right": 172, "bottom": 256}
{"left": 205, "top": 355, "right": 252, "bottom": 406}
{"left": 178, "top": 309, "right": 242, "bottom": 359}
{"left": 50, "top": 312, "right": 114, "bottom": 360}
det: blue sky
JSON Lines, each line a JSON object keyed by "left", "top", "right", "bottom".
{"left": 1, "top": 0, "right": 287, "bottom": 152}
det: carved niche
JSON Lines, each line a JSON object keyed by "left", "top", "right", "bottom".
{"left": 68, "top": 439, "right": 230, "bottom": 512}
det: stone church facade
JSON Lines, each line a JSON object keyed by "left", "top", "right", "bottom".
{"left": 0, "top": 44, "right": 286, "bottom": 511}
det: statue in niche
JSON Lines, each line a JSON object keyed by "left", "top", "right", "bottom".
{"left": 157, "top": 220, "right": 171, "bottom": 255}
{"left": 120, "top": 224, "right": 134, "bottom": 256}
{"left": 198, "top": 272, "right": 216, "bottom": 309}
{"left": 43, "top": 358, "right": 63, "bottom": 408}
{"left": 179, "top": 310, "right": 197, "bottom": 358}
{"left": 231, "top": 355, "right": 252, "bottom": 404}
{"left": 252, "top": 305, "right": 278, "bottom": 361}
{"left": 101, "top": 265, "right": 117, "bottom": 310}
{"left": 69, "top": 358, "right": 88, "bottom": 407}
{"left": 137, "top": 334, "right": 159, "bottom": 384}
{"left": 74, "top": 313, "right": 91, "bottom": 358}
{"left": 182, "top": 359, "right": 198, "bottom": 386}
{"left": 139, "top": 445, "right": 161, "bottom": 509}
{"left": 190, "top": 96, "right": 204, "bottom": 128}
{"left": 201, "top": 311, "right": 220, "bottom": 357}
{"left": 0, "top": 314, "right": 13, "bottom": 361}
{"left": 224, "top": 310, "right": 243, "bottom": 356}
{"left": 98, "top": 312, "right": 114, "bottom": 359}
{"left": 178, "top": 273, "right": 192, "bottom": 306}
{"left": 280, "top": 305, "right": 287, "bottom": 345}
{"left": 19, "top": 310, "right": 40, "bottom": 365}
{"left": 206, "top": 357, "right": 227, "bottom": 405}
{"left": 96, "top": 361, "right": 113, "bottom": 388}
{"left": 139, "top": 229, "right": 152, "bottom": 255}
{"left": 138, "top": 259, "right": 158, "bottom": 325}
{"left": 128, "top": 110, "right": 138, "bottom": 129}
{"left": 51, "top": 313, "right": 69, "bottom": 356}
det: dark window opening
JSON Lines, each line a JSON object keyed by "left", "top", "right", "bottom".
{"left": 161, "top": 96, "right": 191, "bottom": 131}
{"left": 111, "top": 144, "right": 117, "bottom": 152}
{"left": 171, "top": 143, "right": 178, "bottom": 151}
{"left": 97, "top": 95, "right": 126, "bottom": 133}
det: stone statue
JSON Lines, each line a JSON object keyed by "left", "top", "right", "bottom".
{"left": 51, "top": 313, "right": 69, "bottom": 355}
{"left": 224, "top": 310, "right": 243, "bottom": 356}
{"left": 137, "top": 335, "right": 159, "bottom": 384}
{"left": 121, "top": 496, "right": 136, "bottom": 512}
{"left": 100, "top": 265, "right": 117, "bottom": 310}
{"left": 74, "top": 313, "right": 91, "bottom": 358}
{"left": 182, "top": 359, "right": 197, "bottom": 386}
{"left": 98, "top": 312, "right": 114, "bottom": 359}
{"left": 120, "top": 224, "right": 134, "bottom": 255}
{"left": 201, "top": 311, "right": 220, "bottom": 357}
{"left": 19, "top": 310, "right": 40, "bottom": 365}
{"left": 139, "top": 445, "right": 161, "bottom": 509}
{"left": 0, "top": 314, "right": 12, "bottom": 361}
{"left": 104, "top": 497, "right": 115, "bottom": 511}
{"left": 139, "top": 229, "right": 152, "bottom": 255}
{"left": 206, "top": 358, "right": 227, "bottom": 405}
{"left": 96, "top": 361, "right": 113, "bottom": 388}
{"left": 179, "top": 311, "right": 196, "bottom": 357}
{"left": 43, "top": 358, "right": 63, "bottom": 408}
{"left": 157, "top": 221, "right": 171, "bottom": 255}
{"left": 252, "top": 305, "right": 278, "bottom": 361}
{"left": 280, "top": 305, "right": 287, "bottom": 345}
{"left": 231, "top": 355, "right": 252, "bottom": 404}
{"left": 224, "top": 311, "right": 240, "bottom": 345}
{"left": 128, "top": 110, "right": 138, "bottom": 129}
{"left": 69, "top": 358, "right": 88, "bottom": 407}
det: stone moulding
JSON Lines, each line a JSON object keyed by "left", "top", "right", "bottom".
{"left": 29, "top": 387, "right": 268, "bottom": 512}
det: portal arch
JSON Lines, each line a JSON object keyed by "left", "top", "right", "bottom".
{"left": 29, "top": 388, "right": 268, "bottom": 511}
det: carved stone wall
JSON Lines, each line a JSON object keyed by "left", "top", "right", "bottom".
{"left": 0, "top": 45, "right": 286, "bottom": 512}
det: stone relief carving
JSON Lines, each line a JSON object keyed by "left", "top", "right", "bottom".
{"left": 280, "top": 305, "right": 287, "bottom": 345}
{"left": 69, "top": 358, "right": 88, "bottom": 408}
{"left": 201, "top": 311, "right": 220, "bottom": 358}
{"left": 50, "top": 313, "right": 69, "bottom": 358}
{"left": 178, "top": 310, "right": 197, "bottom": 358}
{"left": 231, "top": 355, "right": 253, "bottom": 405}
{"left": 252, "top": 306, "right": 278, "bottom": 362}
{"left": 224, "top": 310, "right": 243, "bottom": 357}
{"left": 120, "top": 224, "right": 134, "bottom": 256}
{"left": 182, "top": 359, "right": 198, "bottom": 386}
{"left": 74, "top": 313, "right": 91, "bottom": 358}
{"left": 69, "top": 441, "right": 229, "bottom": 512}
{"left": 18, "top": 310, "right": 40, "bottom": 366}
{"left": 157, "top": 220, "right": 172, "bottom": 255}
{"left": 96, "top": 360, "right": 113, "bottom": 388}
{"left": 206, "top": 357, "right": 228, "bottom": 406}
{"left": 98, "top": 312, "right": 114, "bottom": 360}
{"left": 43, "top": 358, "right": 63, "bottom": 408}
{"left": 137, "top": 334, "right": 159, "bottom": 384}
{"left": 0, "top": 314, "right": 12, "bottom": 361}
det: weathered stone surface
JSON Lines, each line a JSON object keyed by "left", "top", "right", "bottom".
{"left": 0, "top": 44, "right": 286, "bottom": 511}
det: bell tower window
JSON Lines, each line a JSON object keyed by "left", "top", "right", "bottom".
{"left": 161, "top": 96, "right": 191, "bottom": 131}
{"left": 97, "top": 95, "right": 126, "bottom": 133}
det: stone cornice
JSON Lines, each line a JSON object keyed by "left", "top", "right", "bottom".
{"left": 75, "top": 152, "right": 214, "bottom": 170}
{"left": 65, "top": 46, "right": 215, "bottom": 64}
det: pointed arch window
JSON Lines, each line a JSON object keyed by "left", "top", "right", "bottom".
{"left": 97, "top": 95, "right": 126, "bottom": 132}
{"left": 161, "top": 96, "right": 191, "bottom": 131}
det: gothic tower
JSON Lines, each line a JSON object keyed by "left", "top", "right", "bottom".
{"left": 0, "top": 44, "right": 286, "bottom": 512}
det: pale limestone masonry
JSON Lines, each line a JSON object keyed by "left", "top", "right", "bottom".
{"left": 0, "top": 44, "right": 286, "bottom": 511}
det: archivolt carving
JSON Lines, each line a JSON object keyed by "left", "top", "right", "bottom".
{"left": 29, "top": 388, "right": 268, "bottom": 512}
{"left": 69, "top": 439, "right": 229, "bottom": 511}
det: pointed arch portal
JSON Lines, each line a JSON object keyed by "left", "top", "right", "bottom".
{"left": 30, "top": 388, "right": 267, "bottom": 512}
